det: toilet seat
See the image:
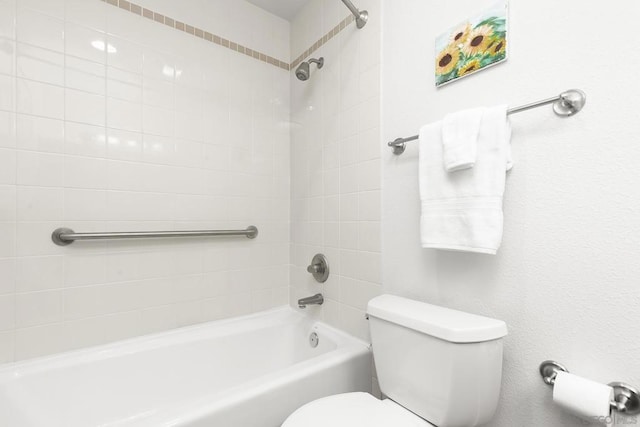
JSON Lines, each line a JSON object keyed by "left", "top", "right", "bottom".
{"left": 282, "top": 392, "right": 432, "bottom": 427}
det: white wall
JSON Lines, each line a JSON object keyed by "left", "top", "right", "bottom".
{"left": 382, "top": 1, "right": 640, "bottom": 425}
{"left": 0, "top": 0, "right": 290, "bottom": 362}
{"left": 289, "top": 0, "right": 382, "bottom": 343}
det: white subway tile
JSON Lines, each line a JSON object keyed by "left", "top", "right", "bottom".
{"left": 64, "top": 254, "right": 106, "bottom": 287}
{"left": 0, "top": 294, "right": 15, "bottom": 331}
{"left": 0, "top": 184, "right": 16, "bottom": 222}
{"left": 106, "top": 128, "right": 142, "bottom": 161}
{"left": 14, "top": 322, "right": 68, "bottom": 359}
{"left": 65, "top": 121, "right": 107, "bottom": 158}
{"left": 64, "top": 0, "right": 107, "bottom": 32}
{"left": 15, "top": 290, "right": 63, "bottom": 327}
{"left": 65, "top": 23, "right": 106, "bottom": 64}
{"left": 0, "top": 39, "right": 14, "bottom": 76}
{"left": 0, "top": 74, "right": 14, "bottom": 112}
{"left": 358, "top": 190, "right": 380, "bottom": 221}
{"left": 16, "top": 43, "right": 64, "bottom": 85}
{"left": 16, "top": 114, "right": 64, "bottom": 153}
{"left": 358, "top": 159, "right": 381, "bottom": 191}
{"left": 18, "top": 0, "right": 64, "bottom": 19}
{"left": 17, "top": 79, "right": 64, "bottom": 119}
{"left": 64, "top": 188, "right": 107, "bottom": 220}
{"left": 64, "top": 156, "right": 108, "bottom": 189}
{"left": 65, "top": 56, "right": 106, "bottom": 95}
{"left": 0, "top": 2, "right": 15, "bottom": 40}
{"left": 359, "top": 222, "right": 381, "bottom": 252}
{"left": 107, "top": 67, "right": 142, "bottom": 102}
{"left": 340, "top": 221, "right": 359, "bottom": 250}
{"left": 0, "top": 258, "right": 15, "bottom": 295}
{"left": 340, "top": 164, "right": 359, "bottom": 194}
{"left": 16, "top": 8, "right": 64, "bottom": 52}
{"left": 16, "top": 222, "right": 61, "bottom": 256}
{"left": 107, "top": 97, "right": 141, "bottom": 132}
{"left": 340, "top": 193, "right": 358, "bottom": 221}
{"left": 0, "top": 331, "right": 14, "bottom": 363}
{"left": 16, "top": 186, "right": 63, "bottom": 221}
{"left": 107, "top": 36, "right": 143, "bottom": 73}
{"left": 0, "top": 111, "right": 16, "bottom": 149}
{"left": 16, "top": 151, "right": 64, "bottom": 186}
{"left": 0, "top": 222, "right": 16, "bottom": 257}
{"left": 65, "top": 88, "right": 105, "bottom": 126}
{"left": 142, "top": 77, "right": 173, "bottom": 107}
{"left": 142, "top": 104, "right": 174, "bottom": 136}
{"left": 358, "top": 126, "right": 380, "bottom": 161}
{"left": 16, "top": 256, "right": 63, "bottom": 292}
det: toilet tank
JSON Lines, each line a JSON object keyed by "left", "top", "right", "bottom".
{"left": 367, "top": 295, "right": 508, "bottom": 427}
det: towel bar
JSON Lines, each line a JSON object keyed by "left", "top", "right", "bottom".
{"left": 388, "top": 89, "right": 586, "bottom": 155}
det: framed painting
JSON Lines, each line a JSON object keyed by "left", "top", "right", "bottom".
{"left": 435, "top": 1, "right": 508, "bottom": 87}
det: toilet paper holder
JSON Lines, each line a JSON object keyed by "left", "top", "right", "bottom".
{"left": 539, "top": 360, "right": 640, "bottom": 415}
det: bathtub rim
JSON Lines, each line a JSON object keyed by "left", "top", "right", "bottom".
{"left": 0, "top": 305, "right": 370, "bottom": 376}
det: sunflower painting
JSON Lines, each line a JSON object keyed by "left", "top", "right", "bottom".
{"left": 435, "top": 1, "right": 508, "bottom": 87}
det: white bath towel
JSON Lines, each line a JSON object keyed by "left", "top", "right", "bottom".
{"left": 442, "top": 107, "right": 485, "bottom": 172}
{"left": 419, "top": 105, "right": 512, "bottom": 254}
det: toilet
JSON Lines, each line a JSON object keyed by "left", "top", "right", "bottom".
{"left": 283, "top": 294, "right": 508, "bottom": 427}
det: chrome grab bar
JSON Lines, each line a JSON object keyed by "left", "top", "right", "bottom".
{"left": 51, "top": 226, "right": 258, "bottom": 246}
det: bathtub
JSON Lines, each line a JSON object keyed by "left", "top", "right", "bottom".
{"left": 0, "top": 307, "right": 372, "bottom": 427}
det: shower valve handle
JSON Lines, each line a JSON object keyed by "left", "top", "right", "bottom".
{"left": 307, "top": 263, "right": 321, "bottom": 274}
{"left": 306, "top": 254, "right": 330, "bottom": 283}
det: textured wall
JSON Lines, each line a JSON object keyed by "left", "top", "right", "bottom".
{"left": 289, "top": 0, "right": 382, "bottom": 343}
{"left": 0, "top": 0, "right": 290, "bottom": 362}
{"left": 382, "top": 0, "right": 640, "bottom": 426}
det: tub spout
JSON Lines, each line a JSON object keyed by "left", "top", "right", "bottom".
{"left": 298, "top": 294, "right": 324, "bottom": 309}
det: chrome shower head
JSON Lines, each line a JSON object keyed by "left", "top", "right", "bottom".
{"left": 295, "top": 57, "right": 324, "bottom": 81}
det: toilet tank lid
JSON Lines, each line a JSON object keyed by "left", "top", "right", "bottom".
{"left": 367, "top": 295, "right": 508, "bottom": 343}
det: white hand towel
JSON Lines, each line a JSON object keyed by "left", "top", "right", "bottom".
{"left": 442, "top": 107, "right": 485, "bottom": 172}
{"left": 419, "top": 105, "right": 512, "bottom": 254}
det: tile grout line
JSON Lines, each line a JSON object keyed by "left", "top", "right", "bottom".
{"left": 100, "top": 0, "right": 356, "bottom": 73}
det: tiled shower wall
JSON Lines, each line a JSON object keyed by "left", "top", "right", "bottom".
{"left": 0, "top": 0, "right": 290, "bottom": 362}
{"left": 289, "top": 0, "right": 381, "bottom": 342}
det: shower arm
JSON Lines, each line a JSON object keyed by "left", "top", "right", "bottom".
{"left": 340, "top": 0, "right": 368, "bottom": 29}
{"left": 307, "top": 58, "right": 324, "bottom": 68}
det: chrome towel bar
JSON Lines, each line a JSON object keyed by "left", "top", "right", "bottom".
{"left": 388, "top": 89, "right": 587, "bottom": 155}
{"left": 51, "top": 226, "right": 258, "bottom": 246}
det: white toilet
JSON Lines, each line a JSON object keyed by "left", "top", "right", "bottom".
{"left": 283, "top": 294, "right": 508, "bottom": 427}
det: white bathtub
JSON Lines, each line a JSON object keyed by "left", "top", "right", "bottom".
{"left": 0, "top": 307, "right": 372, "bottom": 427}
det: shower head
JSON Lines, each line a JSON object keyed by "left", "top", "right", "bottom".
{"left": 295, "top": 57, "right": 324, "bottom": 81}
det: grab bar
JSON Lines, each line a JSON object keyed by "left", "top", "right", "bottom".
{"left": 51, "top": 226, "right": 258, "bottom": 246}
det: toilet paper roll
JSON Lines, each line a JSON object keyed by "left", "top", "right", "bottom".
{"left": 553, "top": 371, "right": 614, "bottom": 424}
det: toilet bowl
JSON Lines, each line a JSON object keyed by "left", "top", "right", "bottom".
{"left": 282, "top": 392, "right": 430, "bottom": 427}
{"left": 282, "top": 295, "right": 508, "bottom": 427}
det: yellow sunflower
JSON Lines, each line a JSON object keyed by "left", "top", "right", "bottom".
{"left": 435, "top": 45, "right": 460, "bottom": 76}
{"left": 449, "top": 22, "right": 472, "bottom": 46}
{"left": 462, "top": 25, "right": 494, "bottom": 56}
{"left": 487, "top": 37, "right": 506, "bottom": 56}
{"left": 457, "top": 59, "right": 481, "bottom": 77}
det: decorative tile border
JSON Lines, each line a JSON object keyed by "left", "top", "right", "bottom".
{"left": 102, "top": 0, "right": 290, "bottom": 70}
{"left": 290, "top": 14, "right": 355, "bottom": 70}
{"left": 102, "top": 0, "right": 357, "bottom": 73}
